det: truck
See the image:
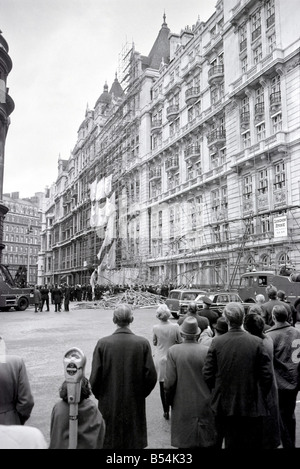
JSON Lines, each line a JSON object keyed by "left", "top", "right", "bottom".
{"left": 0, "top": 264, "right": 33, "bottom": 311}
{"left": 237, "top": 270, "right": 300, "bottom": 313}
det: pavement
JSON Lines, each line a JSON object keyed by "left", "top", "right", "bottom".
{"left": 1, "top": 301, "right": 300, "bottom": 452}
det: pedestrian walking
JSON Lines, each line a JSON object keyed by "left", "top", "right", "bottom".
{"left": 202, "top": 302, "right": 273, "bottom": 449}
{"left": 89, "top": 304, "right": 157, "bottom": 449}
{"left": 152, "top": 304, "right": 182, "bottom": 420}
{"left": 0, "top": 335, "right": 34, "bottom": 425}
{"left": 265, "top": 304, "right": 300, "bottom": 448}
{"left": 33, "top": 285, "right": 41, "bottom": 313}
{"left": 40, "top": 285, "right": 50, "bottom": 312}
{"left": 164, "top": 316, "right": 217, "bottom": 449}
{"left": 49, "top": 376, "right": 106, "bottom": 449}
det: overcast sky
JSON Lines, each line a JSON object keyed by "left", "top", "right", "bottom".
{"left": 1, "top": 0, "right": 216, "bottom": 198}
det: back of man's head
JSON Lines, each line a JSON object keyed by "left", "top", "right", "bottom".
{"left": 266, "top": 285, "right": 277, "bottom": 300}
{"left": 223, "top": 302, "right": 245, "bottom": 327}
{"left": 187, "top": 301, "right": 198, "bottom": 314}
{"left": 113, "top": 304, "right": 133, "bottom": 327}
{"left": 277, "top": 290, "right": 286, "bottom": 301}
{"left": 255, "top": 294, "right": 265, "bottom": 304}
{"left": 272, "top": 304, "right": 288, "bottom": 323}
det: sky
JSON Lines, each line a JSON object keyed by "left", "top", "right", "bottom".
{"left": 0, "top": 0, "right": 216, "bottom": 198}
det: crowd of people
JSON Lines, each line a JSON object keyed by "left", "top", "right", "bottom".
{"left": 0, "top": 284, "right": 300, "bottom": 450}
{"left": 31, "top": 282, "right": 175, "bottom": 313}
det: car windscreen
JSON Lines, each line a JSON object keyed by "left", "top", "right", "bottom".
{"left": 168, "top": 292, "right": 180, "bottom": 300}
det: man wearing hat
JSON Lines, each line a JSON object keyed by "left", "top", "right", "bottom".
{"left": 177, "top": 301, "right": 210, "bottom": 333}
{"left": 164, "top": 316, "right": 217, "bottom": 449}
{"left": 198, "top": 296, "right": 219, "bottom": 330}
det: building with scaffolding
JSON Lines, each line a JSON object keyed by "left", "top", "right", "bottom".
{"left": 40, "top": 0, "right": 300, "bottom": 290}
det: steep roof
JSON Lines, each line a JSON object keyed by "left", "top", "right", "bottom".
{"left": 95, "top": 82, "right": 111, "bottom": 107}
{"left": 147, "top": 14, "right": 170, "bottom": 70}
{"left": 109, "top": 73, "right": 124, "bottom": 99}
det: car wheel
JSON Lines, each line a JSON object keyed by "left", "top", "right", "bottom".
{"left": 14, "top": 297, "right": 29, "bottom": 311}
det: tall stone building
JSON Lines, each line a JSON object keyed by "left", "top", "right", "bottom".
{"left": 41, "top": 0, "right": 300, "bottom": 289}
{"left": 0, "top": 30, "right": 14, "bottom": 261}
{"left": 2, "top": 192, "right": 43, "bottom": 285}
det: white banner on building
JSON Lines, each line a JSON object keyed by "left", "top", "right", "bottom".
{"left": 273, "top": 215, "right": 287, "bottom": 238}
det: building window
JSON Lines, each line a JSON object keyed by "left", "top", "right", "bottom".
{"left": 272, "top": 113, "right": 282, "bottom": 133}
{"left": 243, "top": 175, "right": 253, "bottom": 198}
{"left": 274, "top": 162, "right": 285, "bottom": 189}
{"left": 239, "top": 23, "right": 247, "bottom": 52}
{"left": 241, "top": 96, "right": 250, "bottom": 125}
{"left": 242, "top": 130, "right": 251, "bottom": 148}
{"left": 256, "top": 122, "right": 266, "bottom": 141}
{"left": 252, "top": 9, "right": 261, "bottom": 41}
{"left": 260, "top": 214, "right": 270, "bottom": 233}
{"left": 253, "top": 44, "right": 262, "bottom": 64}
{"left": 241, "top": 56, "right": 248, "bottom": 74}
{"left": 221, "top": 186, "right": 228, "bottom": 208}
{"left": 255, "top": 86, "right": 264, "bottom": 116}
{"left": 211, "top": 190, "right": 220, "bottom": 211}
{"left": 266, "top": 0, "right": 275, "bottom": 28}
{"left": 268, "top": 33, "right": 276, "bottom": 53}
{"left": 212, "top": 225, "right": 221, "bottom": 243}
{"left": 188, "top": 107, "right": 194, "bottom": 123}
{"left": 258, "top": 169, "right": 268, "bottom": 193}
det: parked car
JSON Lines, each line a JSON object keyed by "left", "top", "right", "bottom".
{"left": 194, "top": 291, "right": 254, "bottom": 316}
{"left": 165, "top": 289, "right": 207, "bottom": 319}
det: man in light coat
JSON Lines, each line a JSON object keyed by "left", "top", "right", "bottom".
{"left": 203, "top": 302, "right": 274, "bottom": 449}
{"left": 90, "top": 304, "right": 157, "bottom": 449}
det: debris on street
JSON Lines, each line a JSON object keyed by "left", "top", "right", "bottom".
{"left": 72, "top": 290, "right": 166, "bottom": 309}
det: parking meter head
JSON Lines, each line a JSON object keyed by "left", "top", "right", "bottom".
{"left": 63, "top": 347, "right": 86, "bottom": 383}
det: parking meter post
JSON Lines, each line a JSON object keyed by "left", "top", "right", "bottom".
{"left": 63, "top": 348, "right": 86, "bottom": 450}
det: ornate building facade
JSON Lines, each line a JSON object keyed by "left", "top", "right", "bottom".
{"left": 0, "top": 30, "right": 14, "bottom": 261}
{"left": 40, "top": 0, "right": 300, "bottom": 289}
{"left": 2, "top": 192, "right": 43, "bottom": 285}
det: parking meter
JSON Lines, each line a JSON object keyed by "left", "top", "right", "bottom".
{"left": 63, "top": 347, "right": 86, "bottom": 449}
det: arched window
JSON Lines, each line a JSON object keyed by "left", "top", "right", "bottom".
{"left": 278, "top": 252, "right": 290, "bottom": 265}
{"left": 261, "top": 254, "right": 270, "bottom": 268}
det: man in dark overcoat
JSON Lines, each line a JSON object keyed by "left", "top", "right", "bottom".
{"left": 203, "top": 302, "right": 274, "bottom": 449}
{"left": 89, "top": 304, "right": 157, "bottom": 449}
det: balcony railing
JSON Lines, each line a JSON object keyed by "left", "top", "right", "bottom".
{"left": 270, "top": 91, "right": 281, "bottom": 111}
{"left": 151, "top": 118, "right": 162, "bottom": 133}
{"left": 165, "top": 155, "right": 179, "bottom": 171}
{"left": 208, "top": 65, "right": 224, "bottom": 85}
{"left": 149, "top": 168, "right": 162, "bottom": 181}
{"left": 185, "top": 86, "right": 200, "bottom": 105}
{"left": 166, "top": 104, "right": 179, "bottom": 121}
{"left": 240, "top": 111, "right": 250, "bottom": 127}
{"left": 254, "top": 102, "right": 265, "bottom": 118}
{"left": 184, "top": 145, "right": 201, "bottom": 162}
{"left": 207, "top": 129, "right": 226, "bottom": 146}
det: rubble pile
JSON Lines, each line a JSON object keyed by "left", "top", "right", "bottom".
{"left": 73, "top": 290, "right": 166, "bottom": 310}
